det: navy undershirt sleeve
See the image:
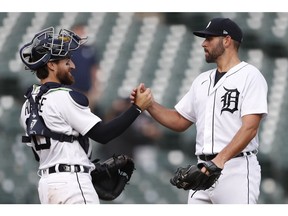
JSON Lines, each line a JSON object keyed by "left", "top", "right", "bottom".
{"left": 86, "top": 104, "right": 142, "bottom": 144}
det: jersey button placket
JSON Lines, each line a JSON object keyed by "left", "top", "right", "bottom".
{"left": 203, "top": 93, "right": 214, "bottom": 154}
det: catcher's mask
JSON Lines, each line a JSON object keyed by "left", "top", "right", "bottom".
{"left": 19, "top": 26, "right": 87, "bottom": 71}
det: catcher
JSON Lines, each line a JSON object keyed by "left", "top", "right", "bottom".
{"left": 19, "top": 26, "right": 152, "bottom": 204}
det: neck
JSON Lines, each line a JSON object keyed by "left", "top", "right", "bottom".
{"left": 216, "top": 52, "right": 241, "bottom": 72}
{"left": 40, "top": 77, "right": 60, "bottom": 85}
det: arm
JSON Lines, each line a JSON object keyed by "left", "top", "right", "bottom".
{"left": 86, "top": 104, "right": 141, "bottom": 144}
{"left": 87, "top": 85, "right": 152, "bottom": 144}
{"left": 212, "top": 114, "right": 263, "bottom": 169}
{"left": 130, "top": 83, "right": 192, "bottom": 132}
{"left": 147, "top": 101, "right": 192, "bottom": 132}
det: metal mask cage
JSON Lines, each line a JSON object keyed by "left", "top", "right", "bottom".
{"left": 19, "top": 26, "right": 87, "bottom": 71}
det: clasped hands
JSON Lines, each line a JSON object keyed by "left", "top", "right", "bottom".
{"left": 130, "top": 83, "right": 153, "bottom": 112}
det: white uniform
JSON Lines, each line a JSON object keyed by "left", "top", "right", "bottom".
{"left": 20, "top": 85, "right": 101, "bottom": 204}
{"left": 175, "top": 61, "right": 268, "bottom": 204}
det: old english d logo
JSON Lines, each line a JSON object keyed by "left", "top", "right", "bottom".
{"left": 221, "top": 87, "right": 239, "bottom": 114}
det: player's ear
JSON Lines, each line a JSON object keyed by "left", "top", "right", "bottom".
{"left": 47, "top": 61, "right": 56, "bottom": 71}
{"left": 223, "top": 35, "right": 232, "bottom": 48}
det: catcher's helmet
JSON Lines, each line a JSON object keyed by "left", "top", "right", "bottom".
{"left": 19, "top": 26, "right": 87, "bottom": 71}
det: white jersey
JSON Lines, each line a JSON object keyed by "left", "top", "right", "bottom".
{"left": 175, "top": 61, "right": 268, "bottom": 155}
{"left": 20, "top": 85, "right": 101, "bottom": 170}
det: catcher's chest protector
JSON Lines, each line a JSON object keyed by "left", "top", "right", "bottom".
{"left": 21, "top": 83, "right": 90, "bottom": 159}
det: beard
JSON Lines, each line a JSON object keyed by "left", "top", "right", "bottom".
{"left": 57, "top": 71, "right": 74, "bottom": 85}
{"left": 205, "top": 40, "right": 225, "bottom": 63}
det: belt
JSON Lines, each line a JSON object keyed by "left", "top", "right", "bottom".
{"left": 198, "top": 150, "right": 258, "bottom": 161}
{"left": 40, "top": 164, "right": 90, "bottom": 175}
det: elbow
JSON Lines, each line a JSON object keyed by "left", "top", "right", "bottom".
{"left": 242, "top": 126, "right": 258, "bottom": 141}
{"left": 169, "top": 124, "right": 190, "bottom": 132}
{"left": 250, "top": 128, "right": 258, "bottom": 139}
{"left": 170, "top": 114, "right": 192, "bottom": 132}
{"left": 90, "top": 136, "right": 110, "bottom": 145}
{"left": 172, "top": 127, "right": 187, "bottom": 133}
{"left": 170, "top": 121, "right": 192, "bottom": 132}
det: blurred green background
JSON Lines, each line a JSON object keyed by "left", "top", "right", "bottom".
{"left": 0, "top": 12, "right": 288, "bottom": 204}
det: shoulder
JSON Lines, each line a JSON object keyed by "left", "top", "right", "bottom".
{"left": 239, "top": 61, "right": 261, "bottom": 75}
{"left": 243, "top": 62, "right": 267, "bottom": 81}
{"left": 44, "top": 87, "right": 71, "bottom": 98}
{"left": 68, "top": 90, "right": 89, "bottom": 107}
{"left": 242, "top": 62, "right": 260, "bottom": 73}
{"left": 44, "top": 87, "right": 89, "bottom": 107}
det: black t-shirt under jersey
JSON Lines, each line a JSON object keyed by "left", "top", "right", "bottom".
{"left": 214, "top": 70, "right": 227, "bottom": 86}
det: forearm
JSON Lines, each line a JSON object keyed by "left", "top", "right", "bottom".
{"left": 214, "top": 115, "right": 261, "bottom": 168}
{"left": 147, "top": 101, "right": 192, "bottom": 132}
{"left": 86, "top": 104, "right": 141, "bottom": 144}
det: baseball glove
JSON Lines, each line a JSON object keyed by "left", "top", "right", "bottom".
{"left": 91, "top": 154, "right": 135, "bottom": 201}
{"left": 170, "top": 161, "right": 222, "bottom": 191}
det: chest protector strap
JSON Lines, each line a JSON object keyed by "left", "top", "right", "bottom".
{"left": 22, "top": 83, "right": 88, "bottom": 146}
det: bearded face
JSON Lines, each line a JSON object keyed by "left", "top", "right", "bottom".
{"left": 57, "top": 68, "right": 74, "bottom": 85}
{"left": 204, "top": 37, "right": 225, "bottom": 63}
{"left": 55, "top": 58, "right": 75, "bottom": 85}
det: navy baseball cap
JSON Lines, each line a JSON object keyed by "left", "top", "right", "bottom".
{"left": 193, "top": 18, "right": 243, "bottom": 43}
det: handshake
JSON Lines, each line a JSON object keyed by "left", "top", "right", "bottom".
{"left": 130, "top": 83, "right": 153, "bottom": 112}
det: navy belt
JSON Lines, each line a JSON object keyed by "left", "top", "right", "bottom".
{"left": 41, "top": 164, "right": 90, "bottom": 175}
{"left": 198, "top": 150, "right": 257, "bottom": 161}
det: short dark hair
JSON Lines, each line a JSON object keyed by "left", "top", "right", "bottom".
{"left": 35, "top": 65, "right": 49, "bottom": 79}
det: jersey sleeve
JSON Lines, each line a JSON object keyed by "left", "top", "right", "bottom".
{"left": 68, "top": 93, "right": 101, "bottom": 135}
{"left": 175, "top": 82, "right": 197, "bottom": 123}
{"left": 43, "top": 91, "right": 101, "bottom": 136}
{"left": 241, "top": 67, "right": 268, "bottom": 118}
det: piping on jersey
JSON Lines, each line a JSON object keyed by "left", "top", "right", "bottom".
{"left": 246, "top": 156, "right": 250, "bottom": 204}
{"left": 212, "top": 89, "right": 217, "bottom": 154}
{"left": 76, "top": 172, "right": 87, "bottom": 204}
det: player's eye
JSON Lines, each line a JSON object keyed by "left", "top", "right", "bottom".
{"left": 65, "top": 59, "right": 71, "bottom": 66}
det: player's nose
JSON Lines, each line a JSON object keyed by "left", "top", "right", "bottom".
{"left": 70, "top": 60, "right": 76, "bottom": 69}
{"left": 202, "top": 40, "right": 207, "bottom": 47}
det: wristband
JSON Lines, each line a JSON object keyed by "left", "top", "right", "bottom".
{"left": 133, "top": 103, "right": 142, "bottom": 114}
